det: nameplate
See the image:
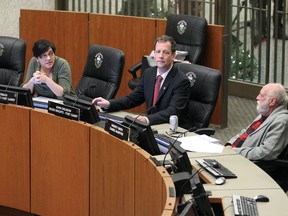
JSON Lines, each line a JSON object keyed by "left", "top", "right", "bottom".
{"left": 0, "top": 89, "right": 18, "bottom": 104}
{"left": 104, "top": 119, "right": 130, "bottom": 141}
{"left": 48, "top": 101, "right": 80, "bottom": 121}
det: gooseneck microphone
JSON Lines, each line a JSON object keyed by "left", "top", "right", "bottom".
{"left": 5, "top": 74, "right": 16, "bottom": 90}
{"left": 127, "top": 105, "right": 156, "bottom": 128}
{"left": 161, "top": 127, "right": 195, "bottom": 168}
{"left": 72, "top": 84, "right": 97, "bottom": 107}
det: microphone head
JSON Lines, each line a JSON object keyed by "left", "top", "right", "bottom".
{"left": 148, "top": 105, "right": 156, "bottom": 114}
{"left": 188, "top": 127, "right": 197, "bottom": 132}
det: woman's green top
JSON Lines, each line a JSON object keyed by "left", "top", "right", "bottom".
{"left": 23, "top": 56, "right": 76, "bottom": 98}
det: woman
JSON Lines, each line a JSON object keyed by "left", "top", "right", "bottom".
{"left": 22, "top": 39, "right": 76, "bottom": 98}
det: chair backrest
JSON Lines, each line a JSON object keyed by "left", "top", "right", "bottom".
{"left": 76, "top": 44, "right": 125, "bottom": 101}
{"left": 0, "top": 36, "right": 26, "bottom": 86}
{"left": 165, "top": 14, "right": 208, "bottom": 64}
{"left": 175, "top": 63, "right": 221, "bottom": 129}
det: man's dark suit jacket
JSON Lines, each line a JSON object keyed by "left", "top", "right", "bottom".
{"left": 107, "top": 64, "right": 190, "bottom": 125}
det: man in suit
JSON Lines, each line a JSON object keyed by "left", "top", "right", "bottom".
{"left": 92, "top": 35, "right": 190, "bottom": 125}
{"left": 227, "top": 83, "right": 288, "bottom": 160}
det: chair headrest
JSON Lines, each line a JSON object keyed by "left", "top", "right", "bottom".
{"left": 175, "top": 63, "right": 221, "bottom": 129}
{"left": 165, "top": 15, "right": 207, "bottom": 64}
{"left": 82, "top": 44, "right": 125, "bottom": 82}
{"left": 166, "top": 14, "right": 207, "bottom": 46}
{"left": 176, "top": 63, "right": 221, "bottom": 103}
{"left": 76, "top": 44, "right": 125, "bottom": 100}
{"left": 0, "top": 36, "right": 26, "bottom": 73}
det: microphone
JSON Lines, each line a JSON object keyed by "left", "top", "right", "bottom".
{"left": 5, "top": 73, "right": 16, "bottom": 90}
{"left": 71, "top": 84, "right": 97, "bottom": 107}
{"left": 126, "top": 105, "right": 156, "bottom": 128}
{"left": 161, "top": 127, "right": 195, "bottom": 169}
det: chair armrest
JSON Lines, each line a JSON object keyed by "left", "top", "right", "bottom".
{"left": 191, "top": 128, "right": 215, "bottom": 136}
{"left": 128, "top": 61, "right": 142, "bottom": 79}
{"left": 254, "top": 159, "right": 288, "bottom": 167}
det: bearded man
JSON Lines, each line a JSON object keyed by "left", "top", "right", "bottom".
{"left": 227, "top": 83, "right": 288, "bottom": 161}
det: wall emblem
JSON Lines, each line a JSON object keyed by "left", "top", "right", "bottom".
{"left": 177, "top": 20, "right": 187, "bottom": 35}
{"left": 186, "top": 72, "right": 196, "bottom": 87}
{"left": 0, "top": 43, "right": 4, "bottom": 57}
{"left": 94, "top": 53, "right": 103, "bottom": 68}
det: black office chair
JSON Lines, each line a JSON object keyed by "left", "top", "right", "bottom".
{"left": 253, "top": 144, "right": 288, "bottom": 192}
{"left": 176, "top": 63, "right": 221, "bottom": 136}
{"left": 76, "top": 44, "right": 125, "bottom": 101}
{"left": 128, "top": 14, "right": 208, "bottom": 90}
{"left": 0, "top": 36, "right": 26, "bottom": 86}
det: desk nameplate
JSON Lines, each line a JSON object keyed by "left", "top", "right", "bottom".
{"left": 48, "top": 101, "right": 80, "bottom": 121}
{"left": 104, "top": 119, "right": 130, "bottom": 141}
{"left": 0, "top": 89, "right": 18, "bottom": 104}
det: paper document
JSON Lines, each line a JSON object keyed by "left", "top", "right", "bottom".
{"left": 179, "top": 135, "right": 224, "bottom": 153}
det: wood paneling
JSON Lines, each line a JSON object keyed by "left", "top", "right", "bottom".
{"left": 90, "top": 127, "right": 139, "bottom": 216}
{"left": 30, "top": 110, "right": 90, "bottom": 216}
{"left": 19, "top": 10, "right": 224, "bottom": 125}
{"left": 134, "top": 149, "right": 176, "bottom": 216}
{"left": 0, "top": 104, "right": 176, "bottom": 215}
{"left": 20, "top": 9, "right": 89, "bottom": 88}
{"left": 89, "top": 14, "right": 156, "bottom": 98}
{"left": 0, "top": 105, "right": 30, "bottom": 212}
{"left": 201, "top": 25, "right": 224, "bottom": 125}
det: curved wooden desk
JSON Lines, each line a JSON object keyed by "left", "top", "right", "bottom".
{"left": 2, "top": 103, "right": 288, "bottom": 216}
{"left": 0, "top": 104, "right": 176, "bottom": 216}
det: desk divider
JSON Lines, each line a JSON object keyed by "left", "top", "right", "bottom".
{"left": 30, "top": 109, "right": 90, "bottom": 216}
{"left": 134, "top": 149, "right": 176, "bottom": 216}
{"left": 0, "top": 104, "right": 31, "bottom": 212}
{"left": 90, "top": 126, "right": 138, "bottom": 216}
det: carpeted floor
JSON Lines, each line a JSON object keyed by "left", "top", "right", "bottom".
{"left": 210, "top": 95, "right": 258, "bottom": 144}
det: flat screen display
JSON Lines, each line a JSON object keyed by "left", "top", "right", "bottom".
{"left": 0, "top": 84, "right": 33, "bottom": 107}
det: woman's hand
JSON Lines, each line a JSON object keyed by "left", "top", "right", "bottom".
{"left": 33, "top": 71, "right": 49, "bottom": 84}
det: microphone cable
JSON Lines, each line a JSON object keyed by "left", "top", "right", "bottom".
{"left": 177, "top": 163, "right": 215, "bottom": 204}
{"left": 161, "top": 127, "right": 195, "bottom": 168}
{"left": 5, "top": 73, "right": 16, "bottom": 90}
{"left": 127, "top": 105, "right": 156, "bottom": 128}
{"left": 71, "top": 84, "right": 97, "bottom": 107}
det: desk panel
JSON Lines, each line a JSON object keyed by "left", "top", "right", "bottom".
{"left": 90, "top": 126, "right": 139, "bottom": 216}
{"left": 89, "top": 14, "right": 155, "bottom": 100}
{"left": 0, "top": 104, "right": 30, "bottom": 212}
{"left": 135, "top": 149, "right": 176, "bottom": 216}
{"left": 30, "top": 110, "right": 90, "bottom": 216}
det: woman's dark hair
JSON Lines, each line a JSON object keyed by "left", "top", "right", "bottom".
{"left": 32, "top": 39, "right": 56, "bottom": 58}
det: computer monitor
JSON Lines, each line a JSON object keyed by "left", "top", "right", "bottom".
{"left": 169, "top": 144, "right": 193, "bottom": 174}
{"left": 123, "top": 115, "right": 161, "bottom": 156}
{"left": 0, "top": 84, "right": 34, "bottom": 108}
{"left": 63, "top": 95, "right": 100, "bottom": 124}
{"left": 190, "top": 172, "right": 215, "bottom": 216}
